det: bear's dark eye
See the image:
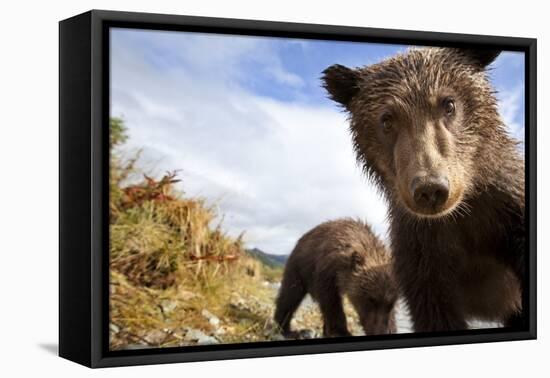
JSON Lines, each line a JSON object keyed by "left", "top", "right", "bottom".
{"left": 442, "top": 97, "right": 456, "bottom": 116}
{"left": 380, "top": 113, "right": 393, "bottom": 133}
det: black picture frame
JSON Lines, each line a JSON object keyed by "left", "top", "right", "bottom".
{"left": 59, "top": 9, "right": 537, "bottom": 368}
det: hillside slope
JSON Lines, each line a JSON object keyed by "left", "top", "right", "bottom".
{"left": 109, "top": 118, "right": 288, "bottom": 350}
{"left": 246, "top": 248, "right": 288, "bottom": 268}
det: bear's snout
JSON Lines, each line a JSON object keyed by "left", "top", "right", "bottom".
{"left": 410, "top": 175, "right": 449, "bottom": 211}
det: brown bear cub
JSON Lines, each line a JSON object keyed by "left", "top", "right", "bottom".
{"left": 274, "top": 219, "right": 398, "bottom": 338}
{"left": 322, "top": 48, "right": 525, "bottom": 332}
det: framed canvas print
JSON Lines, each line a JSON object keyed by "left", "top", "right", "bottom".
{"left": 59, "top": 10, "right": 537, "bottom": 368}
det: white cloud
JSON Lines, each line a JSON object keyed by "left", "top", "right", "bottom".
{"left": 264, "top": 65, "right": 305, "bottom": 88}
{"left": 111, "top": 30, "right": 389, "bottom": 255}
{"left": 496, "top": 85, "right": 525, "bottom": 144}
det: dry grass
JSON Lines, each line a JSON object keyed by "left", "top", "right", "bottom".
{"left": 108, "top": 118, "right": 283, "bottom": 350}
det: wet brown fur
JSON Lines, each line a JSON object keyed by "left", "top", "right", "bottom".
{"left": 322, "top": 48, "right": 525, "bottom": 332}
{"left": 274, "top": 219, "right": 398, "bottom": 337}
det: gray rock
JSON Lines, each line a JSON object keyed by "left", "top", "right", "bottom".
{"left": 144, "top": 330, "right": 167, "bottom": 345}
{"left": 197, "top": 335, "right": 219, "bottom": 345}
{"left": 109, "top": 323, "right": 120, "bottom": 334}
{"left": 271, "top": 334, "right": 286, "bottom": 341}
{"left": 184, "top": 328, "right": 220, "bottom": 345}
{"left": 201, "top": 309, "right": 220, "bottom": 326}
{"left": 298, "top": 329, "right": 316, "bottom": 339}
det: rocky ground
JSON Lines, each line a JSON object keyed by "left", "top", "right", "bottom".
{"left": 110, "top": 280, "right": 419, "bottom": 350}
{"left": 110, "top": 277, "right": 500, "bottom": 350}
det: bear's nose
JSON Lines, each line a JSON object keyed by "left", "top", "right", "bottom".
{"left": 411, "top": 175, "right": 449, "bottom": 209}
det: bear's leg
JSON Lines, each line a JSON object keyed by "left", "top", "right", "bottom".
{"left": 504, "top": 264, "right": 526, "bottom": 330}
{"left": 318, "top": 289, "right": 351, "bottom": 337}
{"left": 395, "top": 253, "right": 468, "bottom": 332}
{"left": 274, "top": 269, "right": 306, "bottom": 337}
{"left": 405, "top": 292, "right": 467, "bottom": 332}
{"left": 504, "top": 230, "right": 526, "bottom": 330}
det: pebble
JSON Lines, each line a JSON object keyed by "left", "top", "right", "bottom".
{"left": 109, "top": 323, "right": 120, "bottom": 334}
{"left": 271, "top": 334, "right": 286, "bottom": 341}
{"left": 144, "top": 330, "right": 167, "bottom": 345}
{"left": 201, "top": 309, "right": 220, "bottom": 326}
{"left": 297, "top": 329, "right": 316, "bottom": 339}
{"left": 184, "top": 328, "right": 220, "bottom": 345}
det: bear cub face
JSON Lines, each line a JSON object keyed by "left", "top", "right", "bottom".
{"left": 346, "top": 251, "right": 398, "bottom": 335}
{"left": 323, "top": 48, "right": 503, "bottom": 219}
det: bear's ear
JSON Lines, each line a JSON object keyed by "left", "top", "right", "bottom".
{"left": 351, "top": 251, "right": 365, "bottom": 270}
{"left": 461, "top": 48, "right": 501, "bottom": 68}
{"left": 322, "top": 64, "right": 360, "bottom": 109}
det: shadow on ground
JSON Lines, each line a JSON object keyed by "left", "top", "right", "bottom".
{"left": 38, "top": 343, "right": 58, "bottom": 356}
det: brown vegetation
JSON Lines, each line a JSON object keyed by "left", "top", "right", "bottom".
{"left": 108, "top": 118, "right": 284, "bottom": 350}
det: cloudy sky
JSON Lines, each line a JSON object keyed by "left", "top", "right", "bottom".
{"left": 110, "top": 28, "right": 525, "bottom": 255}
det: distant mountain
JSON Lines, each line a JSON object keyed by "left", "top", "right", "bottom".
{"left": 246, "top": 248, "right": 288, "bottom": 268}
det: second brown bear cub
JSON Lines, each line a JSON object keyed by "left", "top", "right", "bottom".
{"left": 274, "top": 219, "right": 398, "bottom": 337}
